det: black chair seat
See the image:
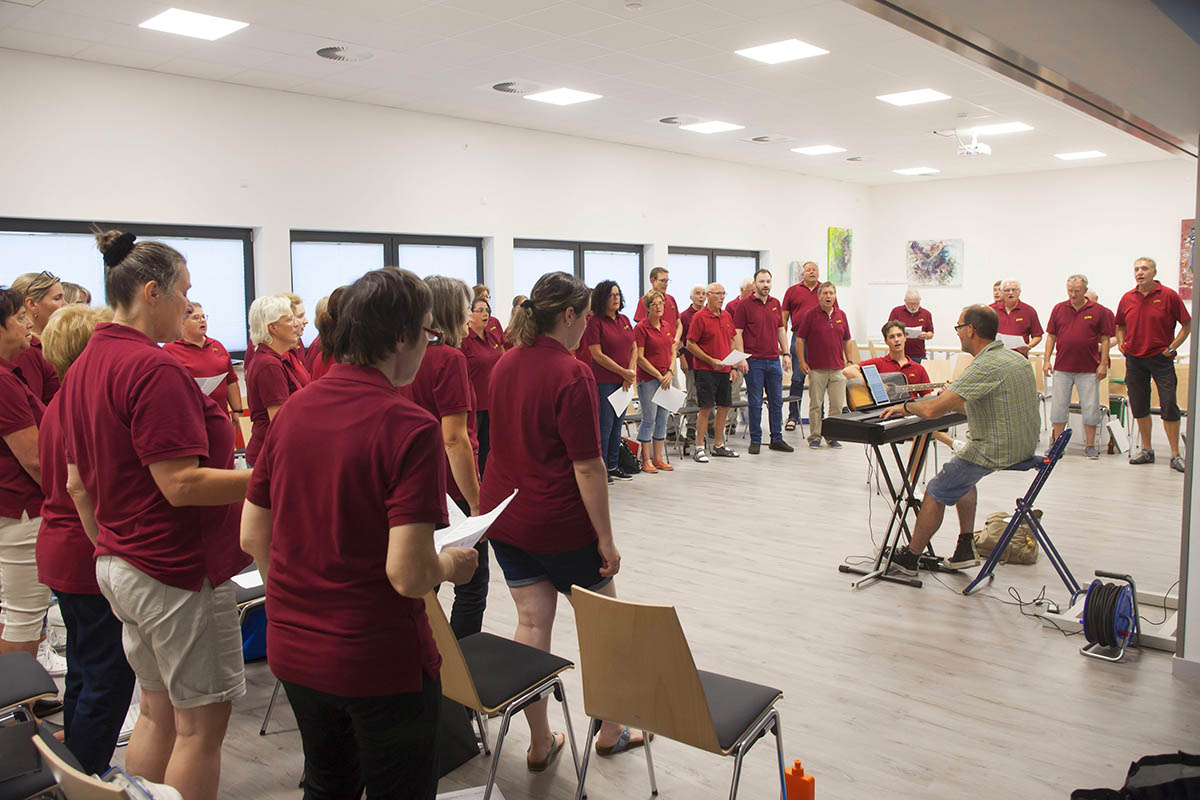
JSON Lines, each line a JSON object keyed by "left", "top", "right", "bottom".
{"left": 458, "top": 633, "right": 573, "bottom": 711}
{"left": 0, "top": 721, "right": 83, "bottom": 800}
{"left": 0, "top": 653, "right": 57, "bottom": 712}
{"left": 698, "top": 670, "right": 782, "bottom": 752}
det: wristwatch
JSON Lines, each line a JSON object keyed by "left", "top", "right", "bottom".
{"left": 1167, "top": 348, "right": 1178, "bottom": 358}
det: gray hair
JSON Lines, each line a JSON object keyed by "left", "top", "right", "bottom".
{"left": 1066, "top": 274, "right": 1089, "bottom": 287}
{"left": 1001, "top": 279, "right": 1021, "bottom": 290}
{"left": 738, "top": 275, "right": 755, "bottom": 291}
{"left": 248, "top": 295, "right": 293, "bottom": 346}
{"left": 904, "top": 289, "right": 921, "bottom": 302}
{"left": 1135, "top": 257, "right": 1157, "bottom": 271}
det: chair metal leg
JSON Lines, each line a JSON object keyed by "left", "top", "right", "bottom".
{"left": 643, "top": 728, "right": 659, "bottom": 795}
{"left": 574, "top": 718, "right": 601, "bottom": 800}
{"left": 728, "top": 742, "right": 748, "bottom": 800}
{"left": 259, "top": 678, "right": 283, "bottom": 736}
{"left": 554, "top": 679, "right": 582, "bottom": 781}
{"left": 474, "top": 709, "right": 491, "bottom": 755}
{"left": 772, "top": 711, "right": 788, "bottom": 800}
{"left": 482, "top": 707, "right": 515, "bottom": 800}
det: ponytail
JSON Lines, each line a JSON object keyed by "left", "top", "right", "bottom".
{"left": 507, "top": 271, "right": 589, "bottom": 349}
{"left": 316, "top": 286, "right": 346, "bottom": 361}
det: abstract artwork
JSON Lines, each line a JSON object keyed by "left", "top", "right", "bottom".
{"left": 788, "top": 260, "right": 803, "bottom": 286}
{"left": 827, "top": 227, "right": 852, "bottom": 286}
{"left": 906, "top": 239, "right": 964, "bottom": 287}
{"left": 1181, "top": 219, "right": 1195, "bottom": 301}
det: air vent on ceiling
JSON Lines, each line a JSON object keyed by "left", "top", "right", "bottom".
{"left": 657, "top": 115, "right": 701, "bottom": 126}
{"left": 492, "top": 80, "right": 545, "bottom": 95}
{"left": 744, "top": 134, "right": 795, "bottom": 144}
{"left": 316, "top": 45, "right": 374, "bottom": 63}
{"left": 844, "top": 155, "right": 868, "bottom": 163}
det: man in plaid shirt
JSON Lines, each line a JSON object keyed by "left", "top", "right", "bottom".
{"left": 880, "top": 305, "right": 1039, "bottom": 575}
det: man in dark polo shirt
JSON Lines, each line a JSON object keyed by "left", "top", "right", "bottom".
{"left": 782, "top": 261, "right": 822, "bottom": 429}
{"left": 1043, "top": 274, "right": 1114, "bottom": 459}
{"left": 1116, "top": 256, "right": 1191, "bottom": 471}
{"left": 685, "top": 283, "right": 745, "bottom": 462}
{"left": 733, "top": 268, "right": 794, "bottom": 454}
{"left": 795, "top": 282, "right": 853, "bottom": 448}
{"left": 888, "top": 289, "right": 934, "bottom": 363}
{"left": 996, "top": 279, "right": 1043, "bottom": 356}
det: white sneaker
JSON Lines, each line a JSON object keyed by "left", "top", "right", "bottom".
{"left": 37, "top": 639, "right": 67, "bottom": 677}
{"left": 117, "top": 684, "right": 142, "bottom": 746}
{"left": 951, "top": 438, "right": 967, "bottom": 454}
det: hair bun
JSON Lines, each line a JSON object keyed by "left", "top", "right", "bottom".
{"left": 103, "top": 232, "right": 137, "bottom": 268}
{"left": 521, "top": 299, "right": 535, "bottom": 310}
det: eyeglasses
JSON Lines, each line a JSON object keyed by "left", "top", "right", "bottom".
{"left": 954, "top": 322, "right": 970, "bottom": 330}
{"left": 424, "top": 326, "right": 443, "bottom": 342}
{"left": 189, "top": 314, "right": 208, "bottom": 321}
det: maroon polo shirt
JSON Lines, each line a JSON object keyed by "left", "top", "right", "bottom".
{"left": 461, "top": 327, "right": 504, "bottom": 412}
{"left": 1047, "top": 300, "right": 1116, "bottom": 372}
{"left": 634, "top": 318, "right": 675, "bottom": 382}
{"left": 733, "top": 294, "right": 784, "bottom": 359}
{"left": 61, "top": 323, "right": 247, "bottom": 591}
{"left": 995, "top": 302, "right": 1044, "bottom": 343}
{"left": 163, "top": 336, "right": 239, "bottom": 411}
{"left": 1116, "top": 282, "right": 1191, "bottom": 358}
{"left": 398, "top": 345, "right": 478, "bottom": 505}
{"left": 582, "top": 313, "right": 636, "bottom": 385}
{"left": 797, "top": 306, "right": 851, "bottom": 370}
{"left": 633, "top": 292, "right": 680, "bottom": 334}
{"left": 782, "top": 282, "right": 823, "bottom": 330}
{"left": 485, "top": 315, "right": 505, "bottom": 347}
{"left": 0, "top": 359, "right": 45, "bottom": 519}
{"left": 310, "top": 351, "right": 332, "bottom": 381}
{"left": 686, "top": 307, "right": 736, "bottom": 373}
{"left": 245, "top": 345, "right": 307, "bottom": 466}
{"left": 288, "top": 348, "right": 312, "bottom": 386}
{"left": 13, "top": 337, "right": 59, "bottom": 404}
{"left": 480, "top": 336, "right": 601, "bottom": 555}
{"left": 246, "top": 363, "right": 446, "bottom": 696}
{"left": 725, "top": 296, "right": 747, "bottom": 322}
{"left": 888, "top": 305, "right": 934, "bottom": 359}
{"left": 36, "top": 394, "right": 98, "bottom": 594}
{"left": 302, "top": 336, "right": 322, "bottom": 373}
{"left": 859, "top": 355, "right": 932, "bottom": 396}
{"left": 678, "top": 304, "right": 703, "bottom": 369}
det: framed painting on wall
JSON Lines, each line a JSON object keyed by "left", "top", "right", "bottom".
{"left": 1181, "top": 219, "right": 1195, "bottom": 301}
{"left": 828, "top": 227, "right": 852, "bottom": 286}
{"left": 789, "top": 260, "right": 802, "bottom": 286}
{"left": 906, "top": 239, "right": 964, "bottom": 287}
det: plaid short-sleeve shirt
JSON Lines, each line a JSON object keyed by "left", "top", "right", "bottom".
{"left": 950, "top": 340, "right": 1040, "bottom": 469}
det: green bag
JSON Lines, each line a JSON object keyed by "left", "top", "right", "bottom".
{"left": 973, "top": 510, "right": 1041, "bottom": 565}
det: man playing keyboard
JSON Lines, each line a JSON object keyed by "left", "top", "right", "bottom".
{"left": 879, "top": 305, "right": 1040, "bottom": 576}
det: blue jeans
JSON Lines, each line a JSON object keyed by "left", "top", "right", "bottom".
{"left": 636, "top": 380, "right": 670, "bottom": 442}
{"left": 57, "top": 591, "right": 136, "bottom": 775}
{"left": 597, "top": 383, "right": 627, "bottom": 470}
{"left": 745, "top": 357, "right": 784, "bottom": 443}
{"left": 788, "top": 335, "right": 805, "bottom": 422}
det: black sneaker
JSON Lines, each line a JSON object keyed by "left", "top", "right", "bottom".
{"left": 608, "top": 469, "right": 632, "bottom": 482}
{"left": 33, "top": 698, "right": 64, "bottom": 718}
{"left": 769, "top": 440, "right": 794, "bottom": 453}
{"left": 943, "top": 534, "right": 980, "bottom": 569}
{"left": 607, "top": 473, "right": 614, "bottom": 484}
{"left": 748, "top": 442, "right": 761, "bottom": 454}
{"left": 710, "top": 444, "right": 740, "bottom": 458}
{"left": 616, "top": 467, "right": 635, "bottom": 480}
{"left": 887, "top": 545, "right": 920, "bottom": 577}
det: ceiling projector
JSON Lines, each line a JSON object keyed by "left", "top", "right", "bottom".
{"left": 956, "top": 132, "right": 992, "bottom": 156}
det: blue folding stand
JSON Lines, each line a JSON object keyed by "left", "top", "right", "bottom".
{"left": 962, "top": 429, "right": 1085, "bottom": 602}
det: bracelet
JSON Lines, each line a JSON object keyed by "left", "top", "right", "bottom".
{"left": 903, "top": 400, "right": 910, "bottom": 413}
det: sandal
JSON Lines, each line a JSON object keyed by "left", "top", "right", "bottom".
{"left": 527, "top": 731, "right": 566, "bottom": 772}
{"left": 596, "top": 726, "right": 652, "bottom": 756}
{"left": 651, "top": 460, "right": 674, "bottom": 471}
{"left": 785, "top": 420, "right": 797, "bottom": 431}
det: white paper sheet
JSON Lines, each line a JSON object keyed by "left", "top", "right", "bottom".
{"left": 651, "top": 384, "right": 687, "bottom": 413}
{"left": 607, "top": 385, "right": 634, "bottom": 415}
{"left": 195, "top": 375, "right": 226, "bottom": 395}
{"left": 999, "top": 333, "right": 1027, "bottom": 350}
{"left": 434, "top": 490, "right": 518, "bottom": 553}
{"left": 904, "top": 326, "right": 924, "bottom": 338}
{"left": 231, "top": 571, "right": 263, "bottom": 590}
{"left": 720, "top": 349, "right": 748, "bottom": 366}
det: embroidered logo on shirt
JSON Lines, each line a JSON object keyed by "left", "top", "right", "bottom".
{"left": 1016, "top": 317, "right": 1024, "bottom": 322}
{"left": 1084, "top": 315, "right": 1093, "bottom": 319}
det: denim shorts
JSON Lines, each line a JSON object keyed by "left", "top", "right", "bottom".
{"left": 489, "top": 539, "right": 612, "bottom": 595}
{"left": 925, "top": 456, "right": 995, "bottom": 505}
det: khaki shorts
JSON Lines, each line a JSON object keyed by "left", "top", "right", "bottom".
{"left": 96, "top": 555, "right": 246, "bottom": 709}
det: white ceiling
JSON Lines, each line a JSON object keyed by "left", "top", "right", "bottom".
{"left": 0, "top": 0, "right": 1177, "bottom": 184}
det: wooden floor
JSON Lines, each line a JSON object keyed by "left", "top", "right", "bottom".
{"left": 116, "top": 420, "right": 1200, "bottom": 799}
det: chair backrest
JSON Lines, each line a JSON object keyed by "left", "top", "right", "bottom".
{"left": 951, "top": 352, "right": 974, "bottom": 380}
{"left": 867, "top": 340, "right": 881, "bottom": 358}
{"left": 236, "top": 415, "right": 252, "bottom": 445}
{"left": 1108, "top": 357, "right": 1127, "bottom": 398}
{"left": 31, "top": 735, "right": 126, "bottom": 799}
{"left": 1028, "top": 356, "right": 1044, "bottom": 394}
{"left": 570, "top": 587, "right": 722, "bottom": 754}
{"left": 922, "top": 358, "right": 952, "bottom": 384}
{"left": 846, "top": 340, "right": 862, "bottom": 364}
{"left": 421, "top": 594, "right": 483, "bottom": 711}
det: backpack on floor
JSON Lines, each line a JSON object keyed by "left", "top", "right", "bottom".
{"left": 619, "top": 439, "right": 641, "bottom": 474}
{"left": 973, "top": 510, "right": 1041, "bottom": 565}
{"left": 1072, "top": 751, "right": 1200, "bottom": 799}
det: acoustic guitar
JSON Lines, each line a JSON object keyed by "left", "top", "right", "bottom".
{"left": 846, "top": 371, "right": 946, "bottom": 411}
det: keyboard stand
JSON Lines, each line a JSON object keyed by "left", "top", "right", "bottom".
{"left": 839, "top": 432, "right": 957, "bottom": 589}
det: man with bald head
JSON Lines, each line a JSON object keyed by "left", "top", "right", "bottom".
{"left": 685, "top": 283, "right": 746, "bottom": 462}
{"left": 996, "top": 279, "right": 1043, "bottom": 357}
{"left": 782, "top": 261, "right": 824, "bottom": 430}
{"left": 889, "top": 289, "right": 934, "bottom": 363}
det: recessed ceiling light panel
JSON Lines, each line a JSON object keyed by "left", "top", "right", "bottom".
{"left": 791, "top": 144, "right": 846, "bottom": 155}
{"left": 735, "top": 38, "right": 828, "bottom": 64}
{"left": 139, "top": 8, "right": 248, "bottom": 41}
{"left": 524, "top": 88, "right": 603, "bottom": 106}
{"left": 679, "top": 120, "right": 744, "bottom": 134}
{"left": 1054, "top": 150, "right": 1106, "bottom": 160}
{"left": 876, "top": 88, "right": 951, "bottom": 106}
{"left": 893, "top": 167, "right": 940, "bottom": 175}
{"left": 966, "top": 121, "right": 1033, "bottom": 136}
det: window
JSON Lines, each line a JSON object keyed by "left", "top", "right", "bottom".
{"left": 715, "top": 253, "right": 759, "bottom": 300}
{"left": 290, "top": 238, "right": 387, "bottom": 347}
{"left": 0, "top": 218, "right": 254, "bottom": 354}
{"left": 512, "top": 245, "right": 573, "bottom": 299}
{"left": 665, "top": 251, "right": 709, "bottom": 311}
{"left": 667, "top": 247, "right": 760, "bottom": 307}
{"left": 584, "top": 249, "right": 641, "bottom": 304}
{"left": 514, "top": 239, "right": 645, "bottom": 301}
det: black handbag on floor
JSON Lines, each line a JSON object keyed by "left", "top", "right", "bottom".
{"left": 618, "top": 439, "right": 641, "bottom": 473}
{"left": 1072, "top": 751, "right": 1200, "bottom": 799}
{"left": 437, "top": 698, "right": 481, "bottom": 777}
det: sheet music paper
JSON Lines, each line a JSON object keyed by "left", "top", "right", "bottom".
{"left": 231, "top": 571, "right": 263, "bottom": 590}
{"left": 904, "top": 327, "right": 923, "bottom": 338}
{"left": 720, "top": 349, "right": 748, "bottom": 366}
{"left": 607, "top": 385, "right": 634, "bottom": 415}
{"left": 651, "top": 384, "right": 687, "bottom": 413}
{"left": 195, "top": 375, "right": 226, "bottom": 395}
{"left": 999, "top": 333, "right": 1026, "bottom": 350}
{"left": 434, "top": 490, "right": 518, "bottom": 553}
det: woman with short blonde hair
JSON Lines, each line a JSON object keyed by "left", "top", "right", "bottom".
{"left": 10, "top": 270, "right": 66, "bottom": 402}
{"left": 245, "top": 296, "right": 304, "bottom": 465}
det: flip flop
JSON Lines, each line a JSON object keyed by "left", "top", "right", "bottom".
{"left": 785, "top": 420, "right": 797, "bottom": 431}
{"left": 527, "top": 731, "right": 566, "bottom": 772}
{"left": 596, "top": 726, "right": 652, "bottom": 756}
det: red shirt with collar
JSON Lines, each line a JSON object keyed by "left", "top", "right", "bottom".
{"left": 61, "top": 323, "right": 247, "bottom": 591}
{"left": 246, "top": 363, "right": 446, "bottom": 696}
{"left": 686, "top": 307, "right": 736, "bottom": 373}
{"left": 782, "top": 283, "right": 824, "bottom": 330}
{"left": 725, "top": 296, "right": 747, "bottom": 322}
{"left": 163, "top": 336, "right": 239, "bottom": 411}
{"left": 732, "top": 294, "right": 784, "bottom": 358}
{"left": 310, "top": 350, "right": 332, "bottom": 381}
{"left": 13, "top": 337, "right": 59, "bottom": 404}
{"left": 302, "top": 336, "right": 321, "bottom": 373}
{"left": 398, "top": 345, "right": 478, "bottom": 505}
{"left": 996, "top": 301, "right": 1044, "bottom": 343}
{"left": 1116, "top": 283, "right": 1191, "bottom": 358}
{"left": 245, "top": 345, "right": 307, "bottom": 466}
{"left": 461, "top": 326, "right": 504, "bottom": 412}
{"left": 678, "top": 304, "right": 703, "bottom": 369}
{"left": 634, "top": 318, "right": 675, "bottom": 382}
{"left": 633, "top": 292, "right": 680, "bottom": 334}
{"left": 1047, "top": 300, "right": 1117, "bottom": 372}
{"left": 36, "top": 393, "right": 97, "bottom": 594}
{"left": 582, "top": 313, "right": 636, "bottom": 385}
{"left": 485, "top": 316, "right": 505, "bottom": 348}
{"left": 858, "top": 355, "right": 932, "bottom": 396}
{"left": 0, "top": 358, "right": 44, "bottom": 519}
{"left": 888, "top": 305, "right": 934, "bottom": 359}
{"left": 797, "top": 306, "right": 851, "bottom": 370}
{"left": 480, "top": 336, "right": 601, "bottom": 555}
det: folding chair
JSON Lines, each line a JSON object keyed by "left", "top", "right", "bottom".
{"left": 0, "top": 653, "right": 80, "bottom": 800}
{"left": 962, "top": 429, "right": 1084, "bottom": 602}
{"left": 32, "top": 735, "right": 183, "bottom": 800}
{"left": 570, "top": 587, "right": 787, "bottom": 800}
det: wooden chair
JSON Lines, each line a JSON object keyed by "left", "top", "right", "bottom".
{"left": 951, "top": 352, "right": 974, "bottom": 380}
{"left": 423, "top": 594, "right": 581, "bottom": 800}
{"left": 846, "top": 340, "right": 862, "bottom": 364}
{"left": 570, "top": 587, "right": 785, "bottom": 800}
{"left": 31, "top": 734, "right": 184, "bottom": 799}
{"left": 867, "top": 340, "right": 881, "bottom": 358}
{"left": 922, "top": 358, "right": 952, "bottom": 385}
